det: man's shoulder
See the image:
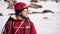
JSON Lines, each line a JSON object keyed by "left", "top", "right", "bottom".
{"left": 7, "top": 17, "right": 13, "bottom": 22}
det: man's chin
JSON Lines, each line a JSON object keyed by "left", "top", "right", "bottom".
{"left": 24, "top": 16, "right": 28, "bottom": 18}
{"left": 25, "top": 16, "right": 28, "bottom": 18}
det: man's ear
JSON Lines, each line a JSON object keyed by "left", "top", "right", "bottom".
{"left": 19, "top": 13, "right": 21, "bottom": 15}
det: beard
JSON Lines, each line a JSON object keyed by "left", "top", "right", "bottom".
{"left": 19, "top": 14, "right": 30, "bottom": 20}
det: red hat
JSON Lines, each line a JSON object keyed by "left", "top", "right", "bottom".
{"left": 14, "top": 2, "right": 28, "bottom": 12}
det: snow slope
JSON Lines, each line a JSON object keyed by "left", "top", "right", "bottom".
{"left": 0, "top": 0, "right": 60, "bottom": 34}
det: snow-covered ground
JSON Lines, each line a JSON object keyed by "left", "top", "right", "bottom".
{"left": 0, "top": 0, "right": 60, "bottom": 34}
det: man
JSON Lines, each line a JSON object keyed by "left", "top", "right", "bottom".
{"left": 2, "top": 2, "right": 37, "bottom": 34}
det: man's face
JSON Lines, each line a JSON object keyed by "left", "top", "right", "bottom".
{"left": 19, "top": 9, "right": 28, "bottom": 18}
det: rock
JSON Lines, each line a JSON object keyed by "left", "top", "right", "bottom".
{"left": 42, "top": 10, "right": 54, "bottom": 14}
{"left": 0, "top": 13, "right": 3, "bottom": 16}
{"left": 7, "top": 0, "right": 17, "bottom": 9}
{"left": 30, "top": 0, "right": 38, "bottom": 2}
{"left": 32, "top": 12, "right": 42, "bottom": 14}
{"left": 39, "top": 0, "right": 48, "bottom": 1}
{"left": 29, "top": 4, "right": 42, "bottom": 9}
{"left": 43, "top": 17, "right": 48, "bottom": 19}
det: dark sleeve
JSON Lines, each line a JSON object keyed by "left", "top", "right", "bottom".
{"left": 5, "top": 21, "right": 12, "bottom": 34}
{"left": 3, "top": 17, "right": 13, "bottom": 34}
{"left": 30, "top": 21, "right": 37, "bottom": 34}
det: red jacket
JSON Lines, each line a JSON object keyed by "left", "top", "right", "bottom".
{"left": 3, "top": 17, "right": 37, "bottom": 34}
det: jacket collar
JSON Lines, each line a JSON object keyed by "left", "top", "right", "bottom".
{"left": 11, "top": 15, "right": 24, "bottom": 21}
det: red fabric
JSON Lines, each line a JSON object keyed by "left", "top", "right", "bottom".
{"left": 5, "top": 19, "right": 37, "bottom": 34}
{"left": 14, "top": 2, "right": 28, "bottom": 11}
